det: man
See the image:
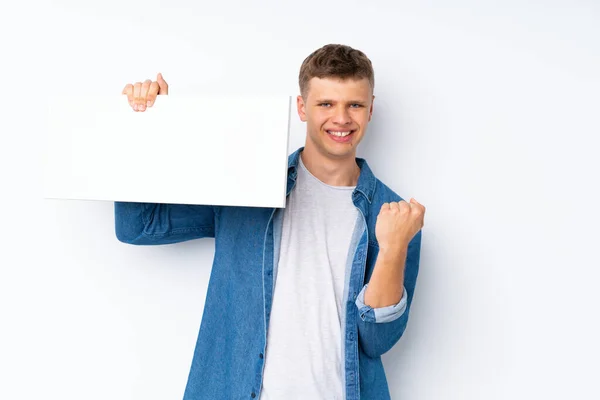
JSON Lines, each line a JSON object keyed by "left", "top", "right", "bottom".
{"left": 117, "top": 44, "right": 425, "bottom": 400}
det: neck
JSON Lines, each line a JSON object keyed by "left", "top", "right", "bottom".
{"left": 300, "top": 143, "right": 361, "bottom": 187}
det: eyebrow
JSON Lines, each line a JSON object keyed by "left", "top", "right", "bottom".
{"left": 315, "top": 99, "right": 367, "bottom": 104}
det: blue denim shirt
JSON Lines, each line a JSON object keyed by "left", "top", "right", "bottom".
{"left": 115, "top": 147, "right": 422, "bottom": 399}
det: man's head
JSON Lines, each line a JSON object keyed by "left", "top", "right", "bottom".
{"left": 297, "top": 44, "right": 375, "bottom": 161}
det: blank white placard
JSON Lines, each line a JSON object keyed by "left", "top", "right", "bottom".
{"left": 44, "top": 95, "right": 292, "bottom": 208}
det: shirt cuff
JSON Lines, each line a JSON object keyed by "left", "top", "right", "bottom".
{"left": 355, "top": 283, "right": 408, "bottom": 323}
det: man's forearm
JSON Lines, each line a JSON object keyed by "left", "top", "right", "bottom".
{"left": 363, "top": 245, "right": 407, "bottom": 308}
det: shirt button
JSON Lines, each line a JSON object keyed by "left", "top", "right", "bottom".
{"left": 259, "top": 353, "right": 263, "bottom": 359}
{"left": 251, "top": 392, "right": 256, "bottom": 398}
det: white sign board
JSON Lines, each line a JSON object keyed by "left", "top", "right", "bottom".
{"left": 44, "top": 95, "right": 292, "bottom": 208}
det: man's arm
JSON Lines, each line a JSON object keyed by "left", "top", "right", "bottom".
{"left": 355, "top": 231, "right": 421, "bottom": 358}
{"left": 364, "top": 244, "right": 407, "bottom": 308}
{"left": 115, "top": 201, "right": 217, "bottom": 245}
{"left": 355, "top": 198, "right": 425, "bottom": 358}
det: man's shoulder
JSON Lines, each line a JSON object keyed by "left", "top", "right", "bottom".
{"left": 355, "top": 156, "right": 404, "bottom": 206}
{"left": 370, "top": 175, "right": 404, "bottom": 207}
{"left": 375, "top": 179, "right": 402, "bottom": 200}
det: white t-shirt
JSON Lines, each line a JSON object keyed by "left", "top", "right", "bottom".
{"left": 260, "top": 155, "right": 358, "bottom": 400}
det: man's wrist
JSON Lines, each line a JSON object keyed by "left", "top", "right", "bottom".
{"left": 378, "top": 244, "right": 408, "bottom": 263}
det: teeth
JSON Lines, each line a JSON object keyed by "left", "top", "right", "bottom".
{"left": 327, "top": 130, "right": 352, "bottom": 137}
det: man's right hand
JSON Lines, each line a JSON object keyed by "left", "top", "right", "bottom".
{"left": 122, "top": 73, "right": 169, "bottom": 112}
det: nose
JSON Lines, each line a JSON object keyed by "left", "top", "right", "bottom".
{"left": 332, "top": 105, "right": 352, "bottom": 125}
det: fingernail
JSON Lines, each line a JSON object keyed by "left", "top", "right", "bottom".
{"left": 147, "top": 101, "right": 151, "bottom": 107}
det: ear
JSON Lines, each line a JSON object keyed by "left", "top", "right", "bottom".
{"left": 368, "top": 94, "right": 375, "bottom": 122}
{"left": 297, "top": 95, "right": 307, "bottom": 122}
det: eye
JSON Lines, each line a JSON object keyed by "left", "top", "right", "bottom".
{"left": 318, "top": 103, "right": 331, "bottom": 107}
{"left": 350, "top": 104, "right": 363, "bottom": 108}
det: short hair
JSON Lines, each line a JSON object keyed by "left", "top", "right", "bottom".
{"left": 298, "top": 44, "right": 375, "bottom": 98}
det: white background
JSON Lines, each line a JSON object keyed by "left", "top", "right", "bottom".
{"left": 1, "top": 1, "right": 599, "bottom": 399}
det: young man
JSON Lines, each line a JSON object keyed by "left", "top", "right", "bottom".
{"left": 117, "top": 44, "right": 425, "bottom": 400}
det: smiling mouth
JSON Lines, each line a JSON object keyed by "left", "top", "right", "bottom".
{"left": 326, "top": 130, "right": 356, "bottom": 137}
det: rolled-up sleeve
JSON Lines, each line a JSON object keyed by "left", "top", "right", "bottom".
{"left": 355, "top": 283, "right": 408, "bottom": 323}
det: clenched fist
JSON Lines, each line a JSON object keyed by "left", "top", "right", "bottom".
{"left": 375, "top": 198, "right": 425, "bottom": 252}
{"left": 121, "top": 73, "right": 169, "bottom": 112}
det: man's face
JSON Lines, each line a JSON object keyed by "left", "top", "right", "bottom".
{"left": 297, "top": 77, "right": 374, "bottom": 160}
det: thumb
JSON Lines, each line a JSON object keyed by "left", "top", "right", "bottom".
{"left": 157, "top": 72, "right": 169, "bottom": 95}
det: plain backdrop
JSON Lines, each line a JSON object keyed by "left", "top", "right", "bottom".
{"left": 1, "top": 1, "right": 599, "bottom": 399}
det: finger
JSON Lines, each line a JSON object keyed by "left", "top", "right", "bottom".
{"left": 147, "top": 81, "right": 160, "bottom": 107}
{"left": 397, "top": 200, "right": 408, "bottom": 206}
{"left": 381, "top": 202, "right": 390, "bottom": 211}
{"left": 410, "top": 198, "right": 426, "bottom": 212}
{"left": 157, "top": 72, "right": 169, "bottom": 95}
{"left": 141, "top": 79, "right": 151, "bottom": 97}
{"left": 410, "top": 198, "right": 424, "bottom": 207}
{"left": 122, "top": 84, "right": 133, "bottom": 106}
{"left": 389, "top": 202, "right": 400, "bottom": 211}
{"left": 138, "top": 79, "right": 151, "bottom": 111}
{"left": 133, "top": 82, "right": 142, "bottom": 111}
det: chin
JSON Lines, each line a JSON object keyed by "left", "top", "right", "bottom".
{"left": 323, "top": 145, "right": 357, "bottom": 159}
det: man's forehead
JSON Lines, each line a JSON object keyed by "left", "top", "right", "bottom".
{"left": 309, "top": 76, "right": 370, "bottom": 87}
{"left": 307, "top": 76, "right": 372, "bottom": 97}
